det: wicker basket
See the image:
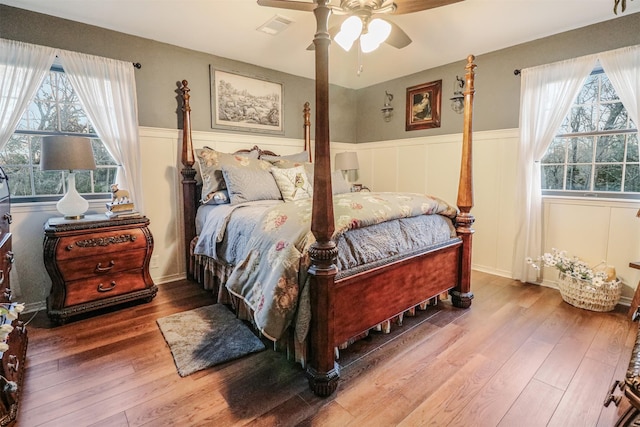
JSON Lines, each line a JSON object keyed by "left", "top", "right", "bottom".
{"left": 557, "top": 272, "right": 622, "bottom": 312}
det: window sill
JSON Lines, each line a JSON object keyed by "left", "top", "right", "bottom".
{"left": 10, "top": 199, "right": 111, "bottom": 215}
{"left": 542, "top": 194, "right": 640, "bottom": 209}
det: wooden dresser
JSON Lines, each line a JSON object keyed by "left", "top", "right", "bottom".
{"left": 43, "top": 214, "right": 157, "bottom": 324}
{"left": 0, "top": 167, "right": 27, "bottom": 427}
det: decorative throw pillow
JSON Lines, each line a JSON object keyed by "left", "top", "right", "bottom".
{"left": 221, "top": 165, "right": 282, "bottom": 205}
{"left": 195, "top": 146, "right": 268, "bottom": 204}
{"left": 332, "top": 170, "right": 351, "bottom": 194}
{"left": 271, "top": 165, "right": 313, "bottom": 202}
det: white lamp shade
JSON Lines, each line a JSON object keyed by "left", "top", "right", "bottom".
{"left": 335, "top": 151, "right": 359, "bottom": 171}
{"left": 40, "top": 136, "right": 97, "bottom": 171}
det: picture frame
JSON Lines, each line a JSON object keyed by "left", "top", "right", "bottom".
{"left": 405, "top": 79, "right": 442, "bottom": 131}
{"left": 210, "top": 67, "right": 284, "bottom": 134}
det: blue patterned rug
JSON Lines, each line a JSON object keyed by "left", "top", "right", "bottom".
{"left": 157, "top": 304, "right": 265, "bottom": 376}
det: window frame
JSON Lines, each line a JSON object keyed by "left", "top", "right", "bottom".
{"left": 2, "top": 64, "right": 117, "bottom": 203}
{"left": 541, "top": 67, "right": 639, "bottom": 200}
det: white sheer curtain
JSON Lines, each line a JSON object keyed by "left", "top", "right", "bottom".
{"left": 512, "top": 55, "right": 596, "bottom": 283}
{"left": 59, "top": 51, "right": 144, "bottom": 213}
{"left": 599, "top": 45, "right": 640, "bottom": 130}
{"left": 0, "top": 39, "right": 56, "bottom": 150}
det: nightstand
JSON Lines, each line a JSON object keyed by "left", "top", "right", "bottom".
{"left": 43, "top": 214, "right": 157, "bottom": 324}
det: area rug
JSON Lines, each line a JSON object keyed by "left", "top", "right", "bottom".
{"left": 157, "top": 304, "right": 265, "bottom": 377}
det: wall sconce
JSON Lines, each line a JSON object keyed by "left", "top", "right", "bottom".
{"left": 450, "top": 76, "right": 465, "bottom": 114}
{"left": 381, "top": 91, "right": 394, "bottom": 122}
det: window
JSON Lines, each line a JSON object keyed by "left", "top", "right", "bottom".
{"left": 0, "top": 67, "right": 118, "bottom": 201}
{"left": 541, "top": 68, "right": 639, "bottom": 198}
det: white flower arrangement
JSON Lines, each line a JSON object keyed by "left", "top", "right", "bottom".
{"left": 0, "top": 302, "right": 25, "bottom": 393}
{"left": 526, "top": 248, "right": 615, "bottom": 286}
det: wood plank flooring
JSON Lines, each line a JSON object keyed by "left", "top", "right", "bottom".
{"left": 16, "top": 271, "right": 637, "bottom": 426}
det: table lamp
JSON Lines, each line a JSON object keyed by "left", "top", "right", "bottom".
{"left": 334, "top": 151, "right": 359, "bottom": 183}
{"left": 40, "top": 136, "right": 96, "bottom": 219}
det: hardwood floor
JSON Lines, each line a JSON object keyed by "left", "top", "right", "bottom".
{"left": 16, "top": 271, "right": 636, "bottom": 426}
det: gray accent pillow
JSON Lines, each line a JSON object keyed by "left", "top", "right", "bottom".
{"left": 222, "top": 165, "right": 282, "bottom": 205}
{"left": 195, "top": 146, "right": 267, "bottom": 204}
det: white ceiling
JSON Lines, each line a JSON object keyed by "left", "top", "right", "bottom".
{"left": 0, "top": 0, "right": 636, "bottom": 89}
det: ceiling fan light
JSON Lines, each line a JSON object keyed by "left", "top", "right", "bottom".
{"left": 335, "top": 16, "right": 363, "bottom": 51}
{"left": 360, "top": 33, "right": 381, "bottom": 53}
{"left": 335, "top": 32, "right": 356, "bottom": 51}
{"left": 368, "top": 19, "right": 392, "bottom": 44}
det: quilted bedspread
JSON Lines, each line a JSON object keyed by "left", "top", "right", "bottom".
{"left": 221, "top": 192, "right": 458, "bottom": 342}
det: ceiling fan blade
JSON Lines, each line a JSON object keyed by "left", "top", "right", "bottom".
{"left": 393, "top": 0, "right": 464, "bottom": 14}
{"left": 385, "top": 20, "right": 411, "bottom": 49}
{"left": 257, "top": 0, "right": 316, "bottom": 12}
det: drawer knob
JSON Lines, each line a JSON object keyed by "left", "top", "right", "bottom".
{"left": 97, "top": 281, "right": 116, "bottom": 292}
{"left": 3, "top": 213, "right": 12, "bottom": 225}
{"left": 5, "top": 251, "right": 13, "bottom": 264}
{"left": 95, "top": 260, "right": 115, "bottom": 273}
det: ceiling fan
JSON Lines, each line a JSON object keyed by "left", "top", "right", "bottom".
{"left": 257, "top": 0, "right": 464, "bottom": 52}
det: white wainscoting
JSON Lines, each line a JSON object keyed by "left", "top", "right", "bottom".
{"left": 333, "top": 128, "right": 640, "bottom": 304}
{"left": 11, "top": 126, "right": 640, "bottom": 309}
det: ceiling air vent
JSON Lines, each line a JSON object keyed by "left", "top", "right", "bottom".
{"left": 257, "top": 15, "right": 294, "bottom": 35}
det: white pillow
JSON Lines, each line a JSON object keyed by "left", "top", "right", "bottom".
{"left": 271, "top": 165, "right": 313, "bottom": 202}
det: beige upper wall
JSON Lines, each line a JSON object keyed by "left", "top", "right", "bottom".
{"left": 356, "top": 11, "right": 640, "bottom": 142}
{"left": 0, "top": 4, "right": 358, "bottom": 143}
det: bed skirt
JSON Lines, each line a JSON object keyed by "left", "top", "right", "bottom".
{"left": 189, "top": 237, "right": 442, "bottom": 366}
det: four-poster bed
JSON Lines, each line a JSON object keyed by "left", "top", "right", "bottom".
{"left": 179, "top": 1, "right": 476, "bottom": 397}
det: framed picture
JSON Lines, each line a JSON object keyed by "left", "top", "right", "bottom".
{"left": 405, "top": 79, "right": 442, "bottom": 131}
{"left": 210, "top": 67, "right": 284, "bottom": 134}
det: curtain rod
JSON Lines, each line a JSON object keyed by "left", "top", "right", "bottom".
{"left": 514, "top": 69, "right": 521, "bottom": 76}
{"left": 53, "top": 54, "right": 141, "bottom": 69}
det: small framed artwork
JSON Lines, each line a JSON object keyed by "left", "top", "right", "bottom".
{"left": 405, "top": 79, "right": 442, "bottom": 131}
{"left": 210, "top": 67, "right": 284, "bottom": 134}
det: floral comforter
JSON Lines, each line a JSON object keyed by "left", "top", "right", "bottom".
{"left": 220, "top": 192, "right": 458, "bottom": 342}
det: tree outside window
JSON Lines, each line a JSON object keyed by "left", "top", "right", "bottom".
{"left": 541, "top": 69, "right": 640, "bottom": 197}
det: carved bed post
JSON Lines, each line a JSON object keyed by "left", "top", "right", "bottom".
{"left": 306, "top": 0, "right": 340, "bottom": 397}
{"left": 303, "top": 101, "right": 312, "bottom": 162}
{"left": 451, "top": 55, "right": 477, "bottom": 308}
{"left": 179, "top": 80, "right": 197, "bottom": 280}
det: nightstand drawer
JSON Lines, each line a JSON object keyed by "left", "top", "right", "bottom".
{"left": 55, "top": 227, "right": 148, "bottom": 261}
{"left": 65, "top": 271, "right": 148, "bottom": 306}
{"left": 57, "top": 248, "right": 148, "bottom": 282}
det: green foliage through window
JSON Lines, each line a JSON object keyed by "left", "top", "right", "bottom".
{"left": 0, "top": 68, "right": 118, "bottom": 200}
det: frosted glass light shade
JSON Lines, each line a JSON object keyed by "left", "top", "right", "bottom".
{"left": 360, "top": 19, "right": 391, "bottom": 53}
{"left": 335, "top": 16, "right": 363, "bottom": 51}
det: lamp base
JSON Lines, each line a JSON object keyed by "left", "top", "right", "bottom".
{"left": 57, "top": 172, "right": 89, "bottom": 220}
